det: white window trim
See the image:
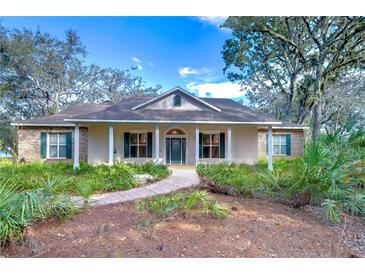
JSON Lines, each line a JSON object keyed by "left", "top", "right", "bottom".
{"left": 272, "top": 134, "right": 287, "bottom": 156}
{"left": 128, "top": 129, "right": 149, "bottom": 133}
{"left": 201, "top": 130, "right": 221, "bottom": 134}
{"left": 202, "top": 133, "right": 221, "bottom": 159}
{"left": 47, "top": 133, "right": 67, "bottom": 159}
{"left": 129, "top": 132, "right": 149, "bottom": 158}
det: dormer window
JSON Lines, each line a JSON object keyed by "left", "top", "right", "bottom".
{"left": 173, "top": 94, "right": 181, "bottom": 107}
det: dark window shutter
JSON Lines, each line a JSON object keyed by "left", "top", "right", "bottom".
{"left": 41, "top": 132, "right": 47, "bottom": 159}
{"left": 199, "top": 133, "right": 202, "bottom": 158}
{"left": 66, "top": 132, "right": 72, "bottom": 159}
{"left": 147, "top": 132, "right": 153, "bottom": 158}
{"left": 166, "top": 138, "right": 170, "bottom": 164}
{"left": 266, "top": 134, "right": 268, "bottom": 154}
{"left": 124, "top": 132, "right": 130, "bottom": 158}
{"left": 286, "top": 134, "right": 291, "bottom": 156}
{"left": 182, "top": 138, "right": 186, "bottom": 164}
{"left": 220, "top": 132, "right": 225, "bottom": 158}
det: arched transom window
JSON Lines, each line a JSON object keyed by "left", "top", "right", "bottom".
{"left": 166, "top": 128, "right": 185, "bottom": 135}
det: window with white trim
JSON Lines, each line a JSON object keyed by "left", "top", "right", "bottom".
{"left": 130, "top": 133, "right": 147, "bottom": 158}
{"left": 48, "top": 133, "right": 67, "bottom": 158}
{"left": 273, "top": 135, "right": 287, "bottom": 155}
{"left": 202, "top": 133, "right": 220, "bottom": 158}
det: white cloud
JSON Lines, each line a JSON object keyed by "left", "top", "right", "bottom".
{"left": 147, "top": 61, "right": 154, "bottom": 67}
{"left": 197, "top": 16, "right": 228, "bottom": 27}
{"left": 186, "top": 81, "right": 245, "bottom": 99}
{"left": 136, "top": 64, "right": 143, "bottom": 70}
{"left": 178, "top": 66, "right": 213, "bottom": 77}
{"left": 179, "top": 67, "right": 198, "bottom": 77}
{"left": 131, "top": 56, "right": 141, "bottom": 63}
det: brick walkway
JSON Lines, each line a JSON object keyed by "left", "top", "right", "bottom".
{"left": 76, "top": 167, "right": 199, "bottom": 207}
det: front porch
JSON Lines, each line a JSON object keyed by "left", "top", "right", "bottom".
{"left": 73, "top": 123, "right": 275, "bottom": 170}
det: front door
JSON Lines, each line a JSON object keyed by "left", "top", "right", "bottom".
{"left": 166, "top": 137, "right": 186, "bottom": 164}
{"left": 171, "top": 138, "right": 181, "bottom": 164}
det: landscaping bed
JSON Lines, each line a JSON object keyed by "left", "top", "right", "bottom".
{"left": 0, "top": 160, "right": 170, "bottom": 196}
{"left": 0, "top": 160, "right": 170, "bottom": 246}
{"left": 3, "top": 192, "right": 361, "bottom": 258}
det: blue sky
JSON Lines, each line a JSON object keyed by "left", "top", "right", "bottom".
{"left": 0, "top": 16, "right": 245, "bottom": 99}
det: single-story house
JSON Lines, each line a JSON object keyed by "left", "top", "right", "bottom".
{"left": 13, "top": 86, "right": 306, "bottom": 170}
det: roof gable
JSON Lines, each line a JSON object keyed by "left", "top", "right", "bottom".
{"left": 132, "top": 86, "right": 221, "bottom": 112}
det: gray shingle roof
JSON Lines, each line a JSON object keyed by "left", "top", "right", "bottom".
{"left": 63, "top": 97, "right": 282, "bottom": 124}
{"left": 16, "top": 92, "right": 305, "bottom": 128}
{"left": 16, "top": 103, "right": 110, "bottom": 125}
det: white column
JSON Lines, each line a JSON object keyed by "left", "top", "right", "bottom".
{"left": 73, "top": 124, "right": 79, "bottom": 169}
{"left": 227, "top": 127, "right": 232, "bottom": 163}
{"left": 108, "top": 125, "right": 114, "bottom": 165}
{"left": 268, "top": 126, "right": 273, "bottom": 171}
{"left": 195, "top": 126, "right": 199, "bottom": 166}
{"left": 155, "top": 125, "right": 160, "bottom": 162}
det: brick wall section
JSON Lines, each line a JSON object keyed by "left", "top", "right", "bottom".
{"left": 257, "top": 128, "right": 304, "bottom": 159}
{"left": 18, "top": 126, "right": 88, "bottom": 163}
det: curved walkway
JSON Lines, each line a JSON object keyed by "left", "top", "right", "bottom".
{"left": 78, "top": 167, "right": 199, "bottom": 207}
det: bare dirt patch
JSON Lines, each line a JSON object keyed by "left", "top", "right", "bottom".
{"left": 5, "top": 194, "right": 362, "bottom": 258}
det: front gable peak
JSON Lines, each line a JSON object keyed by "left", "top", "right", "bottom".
{"left": 132, "top": 86, "right": 221, "bottom": 112}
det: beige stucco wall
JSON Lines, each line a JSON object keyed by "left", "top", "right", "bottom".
{"left": 18, "top": 125, "right": 304, "bottom": 165}
{"left": 232, "top": 126, "right": 258, "bottom": 164}
{"left": 87, "top": 125, "right": 109, "bottom": 165}
{"left": 257, "top": 128, "right": 304, "bottom": 159}
{"left": 17, "top": 126, "right": 88, "bottom": 163}
{"left": 87, "top": 124, "right": 259, "bottom": 165}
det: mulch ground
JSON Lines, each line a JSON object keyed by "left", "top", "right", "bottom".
{"left": 4, "top": 193, "right": 364, "bottom": 258}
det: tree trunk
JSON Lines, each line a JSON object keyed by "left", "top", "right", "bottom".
{"left": 312, "top": 101, "right": 321, "bottom": 140}
{"left": 285, "top": 97, "right": 292, "bottom": 122}
{"left": 285, "top": 74, "right": 296, "bottom": 122}
{"left": 312, "top": 59, "right": 323, "bottom": 140}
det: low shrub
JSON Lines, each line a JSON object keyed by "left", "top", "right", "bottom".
{"left": 198, "top": 161, "right": 297, "bottom": 202}
{"left": 204, "top": 201, "right": 231, "bottom": 219}
{"left": 92, "top": 163, "right": 136, "bottom": 192}
{"left": 257, "top": 157, "right": 304, "bottom": 178}
{"left": 197, "top": 163, "right": 259, "bottom": 196}
{"left": 74, "top": 179, "right": 98, "bottom": 200}
{"left": 0, "top": 178, "right": 77, "bottom": 246}
{"left": 0, "top": 160, "right": 170, "bottom": 245}
{"left": 137, "top": 191, "right": 230, "bottom": 219}
{"left": 138, "top": 192, "right": 186, "bottom": 217}
{"left": 0, "top": 161, "right": 170, "bottom": 196}
{"left": 322, "top": 199, "right": 342, "bottom": 223}
{"left": 185, "top": 191, "right": 210, "bottom": 210}
{"left": 199, "top": 124, "right": 365, "bottom": 223}
{"left": 127, "top": 161, "right": 170, "bottom": 180}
